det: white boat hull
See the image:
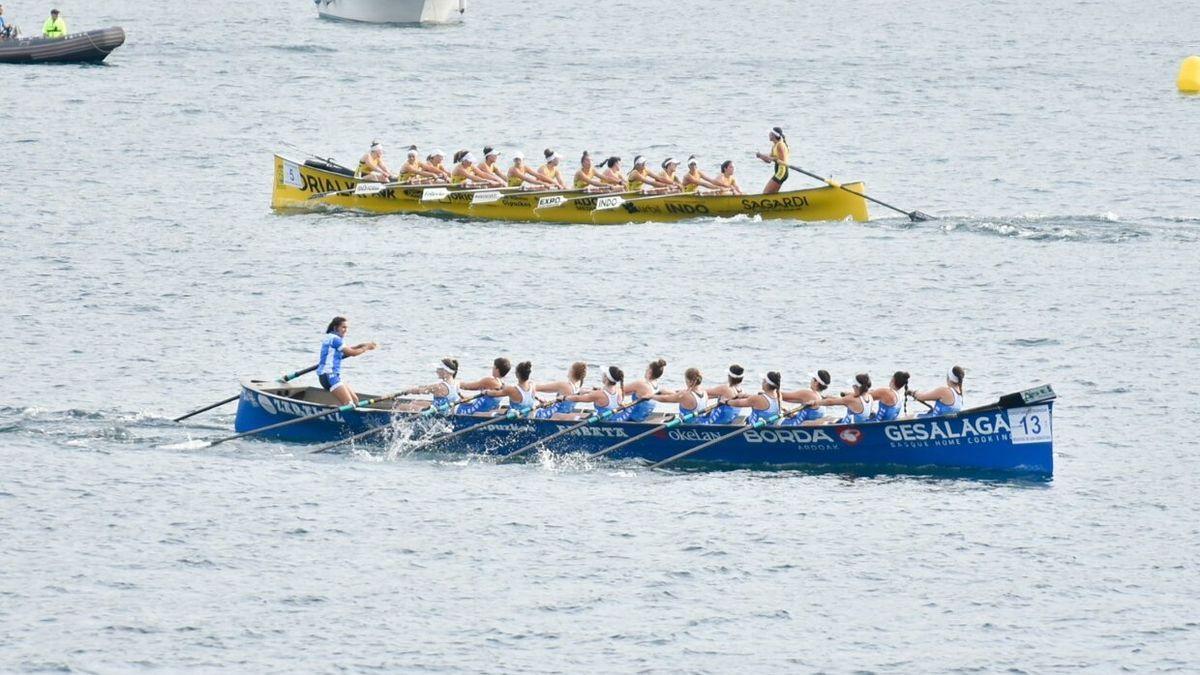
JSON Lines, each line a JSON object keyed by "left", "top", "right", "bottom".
{"left": 316, "top": 0, "right": 464, "bottom": 24}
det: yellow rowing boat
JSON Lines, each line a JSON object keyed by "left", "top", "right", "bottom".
{"left": 271, "top": 154, "right": 870, "bottom": 223}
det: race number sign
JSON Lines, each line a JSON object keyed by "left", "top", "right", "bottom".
{"left": 1007, "top": 405, "right": 1051, "bottom": 444}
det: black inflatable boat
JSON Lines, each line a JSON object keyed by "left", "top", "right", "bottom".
{"left": 0, "top": 26, "right": 125, "bottom": 64}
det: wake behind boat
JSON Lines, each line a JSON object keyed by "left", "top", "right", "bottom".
{"left": 232, "top": 379, "right": 1056, "bottom": 476}
{"left": 0, "top": 26, "right": 125, "bottom": 64}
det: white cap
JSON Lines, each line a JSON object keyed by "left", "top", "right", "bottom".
{"left": 512, "top": 151, "right": 525, "bottom": 161}
{"left": 407, "top": 146, "right": 418, "bottom": 156}
{"left": 687, "top": 155, "right": 699, "bottom": 166}
{"left": 633, "top": 155, "right": 646, "bottom": 166}
{"left": 546, "top": 152, "right": 559, "bottom": 163}
{"left": 484, "top": 147, "right": 501, "bottom": 158}
{"left": 370, "top": 141, "right": 383, "bottom": 152}
{"left": 430, "top": 148, "right": 445, "bottom": 158}
{"left": 461, "top": 152, "right": 476, "bottom": 163}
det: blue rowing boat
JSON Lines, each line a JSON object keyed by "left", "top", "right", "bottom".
{"left": 233, "top": 380, "right": 1056, "bottom": 476}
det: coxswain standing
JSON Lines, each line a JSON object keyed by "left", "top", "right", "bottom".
{"left": 317, "top": 316, "right": 378, "bottom": 406}
{"left": 755, "top": 126, "right": 789, "bottom": 194}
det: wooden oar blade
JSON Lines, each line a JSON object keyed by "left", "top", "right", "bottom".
{"left": 421, "top": 187, "right": 450, "bottom": 201}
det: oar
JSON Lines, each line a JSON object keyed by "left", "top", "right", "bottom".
{"left": 591, "top": 189, "right": 698, "bottom": 212}
{"left": 783, "top": 162, "right": 933, "bottom": 222}
{"left": 498, "top": 397, "right": 644, "bottom": 462}
{"left": 585, "top": 400, "right": 721, "bottom": 461}
{"left": 173, "top": 364, "right": 317, "bottom": 422}
{"left": 648, "top": 404, "right": 807, "bottom": 469}
{"left": 532, "top": 188, "right": 636, "bottom": 210}
{"left": 308, "top": 180, "right": 453, "bottom": 200}
{"left": 473, "top": 186, "right": 575, "bottom": 205}
{"left": 405, "top": 398, "right": 559, "bottom": 454}
{"left": 310, "top": 392, "right": 484, "bottom": 455}
{"left": 202, "top": 390, "right": 406, "bottom": 448}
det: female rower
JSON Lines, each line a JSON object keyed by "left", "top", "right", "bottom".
{"left": 399, "top": 146, "right": 440, "bottom": 183}
{"left": 703, "top": 364, "right": 747, "bottom": 424}
{"left": 711, "top": 160, "right": 744, "bottom": 195}
{"left": 422, "top": 149, "right": 451, "bottom": 182}
{"left": 615, "top": 359, "right": 667, "bottom": 422}
{"left": 397, "top": 358, "right": 461, "bottom": 412}
{"left": 781, "top": 369, "right": 832, "bottom": 425}
{"left": 908, "top": 366, "right": 965, "bottom": 418}
{"left": 316, "top": 316, "right": 378, "bottom": 406}
{"left": 566, "top": 366, "right": 625, "bottom": 416}
{"left": 451, "top": 151, "right": 491, "bottom": 187}
{"left": 574, "top": 151, "right": 609, "bottom": 190}
{"left": 538, "top": 149, "right": 568, "bottom": 189}
{"left": 483, "top": 361, "right": 542, "bottom": 418}
{"left": 652, "top": 368, "right": 710, "bottom": 422}
{"left": 627, "top": 156, "right": 670, "bottom": 193}
{"left": 356, "top": 140, "right": 394, "bottom": 182}
{"left": 726, "top": 372, "right": 784, "bottom": 426}
{"left": 810, "top": 374, "right": 873, "bottom": 424}
{"left": 651, "top": 158, "right": 683, "bottom": 192}
{"left": 508, "top": 152, "right": 552, "bottom": 188}
{"left": 476, "top": 146, "right": 508, "bottom": 187}
{"left": 869, "top": 371, "right": 910, "bottom": 422}
{"left": 535, "top": 361, "right": 588, "bottom": 419}
{"left": 681, "top": 156, "right": 724, "bottom": 193}
{"left": 755, "top": 126, "right": 790, "bottom": 194}
{"left": 596, "top": 157, "right": 629, "bottom": 190}
{"left": 457, "top": 357, "right": 513, "bottom": 415}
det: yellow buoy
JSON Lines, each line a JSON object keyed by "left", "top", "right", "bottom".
{"left": 1180, "top": 55, "right": 1200, "bottom": 93}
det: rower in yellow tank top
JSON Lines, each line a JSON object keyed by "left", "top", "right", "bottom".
{"left": 537, "top": 149, "right": 569, "bottom": 189}
{"left": 682, "top": 156, "right": 723, "bottom": 193}
{"left": 574, "top": 152, "right": 607, "bottom": 189}
{"left": 654, "top": 157, "right": 683, "bottom": 192}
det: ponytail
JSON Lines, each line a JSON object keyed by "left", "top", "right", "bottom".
{"left": 515, "top": 360, "right": 532, "bottom": 382}
{"left": 648, "top": 358, "right": 667, "bottom": 380}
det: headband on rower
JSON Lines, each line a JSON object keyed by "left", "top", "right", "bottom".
{"left": 370, "top": 141, "right": 383, "bottom": 152}
{"left": 726, "top": 367, "right": 742, "bottom": 379}
{"left": 461, "top": 152, "right": 476, "bottom": 163}
{"left": 809, "top": 370, "right": 831, "bottom": 386}
{"left": 407, "top": 147, "right": 418, "bottom": 156}
{"left": 633, "top": 155, "right": 646, "bottom": 167}
{"left": 604, "top": 367, "right": 621, "bottom": 384}
{"left": 662, "top": 157, "right": 677, "bottom": 169}
{"left": 430, "top": 148, "right": 445, "bottom": 158}
{"left": 434, "top": 360, "right": 457, "bottom": 374}
{"left": 947, "top": 368, "right": 960, "bottom": 384}
{"left": 546, "top": 152, "right": 559, "bottom": 163}
{"left": 687, "top": 155, "right": 699, "bottom": 166}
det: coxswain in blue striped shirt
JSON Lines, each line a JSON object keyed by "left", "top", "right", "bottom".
{"left": 316, "top": 316, "right": 378, "bottom": 405}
